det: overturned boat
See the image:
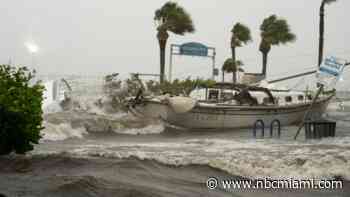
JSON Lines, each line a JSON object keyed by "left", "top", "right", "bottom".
{"left": 127, "top": 82, "right": 334, "bottom": 129}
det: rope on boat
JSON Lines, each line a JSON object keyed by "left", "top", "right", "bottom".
{"left": 288, "top": 77, "right": 306, "bottom": 90}
{"left": 294, "top": 85, "right": 324, "bottom": 140}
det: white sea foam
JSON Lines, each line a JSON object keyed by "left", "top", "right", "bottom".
{"left": 328, "top": 101, "right": 350, "bottom": 111}
{"left": 206, "top": 139, "right": 350, "bottom": 180}
{"left": 41, "top": 122, "right": 87, "bottom": 141}
{"left": 43, "top": 101, "right": 63, "bottom": 114}
{"left": 113, "top": 124, "right": 164, "bottom": 135}
{"left": 64, "top": 137, "right": 350, "bottom": 180}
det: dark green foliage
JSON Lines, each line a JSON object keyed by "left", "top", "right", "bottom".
{"left": 260, "top": 15, "right": 296, "bottom": 48}
{"left": 146, "top": 78, "right": 216, "bottom": 96}
{"left": 154, "top": 2, "right": 195, "bottom": 35}
{"left": 222, "top": 58, "right": 244, "bottom": 83}
{"left": 259, "top": 15, "right": 296, "bottom": 77}
{"left": 230, "top": 22, "right": 251, "bottom": 83}
{"left": 0, "top": 65, "right": 44, "bottom": 155}
{"left": 222, "top": 58, "right": 244, "bottom": 73}
{"left": 231, "top": 23, "right": 252, "bottom": 47}
{"left": 323, "top": 0, "right": 337, "bottom": 5}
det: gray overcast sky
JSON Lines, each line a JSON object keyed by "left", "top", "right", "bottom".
{"left": 0, "top": 0, "right": 349, "bottom": 88}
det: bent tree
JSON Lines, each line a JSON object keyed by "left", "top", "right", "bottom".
{"left": 154, "top": 1, "right": 195, "bottom": 83}
{"left": 230, "top": 23, "right": 252, "bottom": 83}
{"left": 259, "top": 15, "right": 296, "bottom": 79}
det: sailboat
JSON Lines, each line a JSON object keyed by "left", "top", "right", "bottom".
{"left": 127, "top": 56, "right": 348, "bottom": 129}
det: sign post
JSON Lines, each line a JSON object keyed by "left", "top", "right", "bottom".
{"left": 169, "top": 42, "right": 216, "bottom": 82}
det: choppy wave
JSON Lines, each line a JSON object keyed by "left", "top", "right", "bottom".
{"left": 41, "top": 122, "right": 87, "bottom": 141}
{"left": 0, "top": 154, "right": 229, "bottom": 197}
{"left": 41, "top": 110, "right": 164, "bottom": 141}
{"left": 2, "top": 153, "right": 349, "bottom": 197}
{"left": 114, "top": 124, "right": 165, "bottom": 135}
{"left": 51, "top": 136, "right": 349, "bottom": 181}
{"left": 38, "top": 97, "right": 350, "bottom": 180}
{"left": 36, "top": 77, "right": 350, "bottom": 184}
{"left": 43, "top": 101, "right": 63, "bottom": 114}
{"left": 40, "top": 75, "right": 165, "bottom": 141}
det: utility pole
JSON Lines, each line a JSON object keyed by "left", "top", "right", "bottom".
{"left": 318, "top": 1, "right": 325, "bottom": 67}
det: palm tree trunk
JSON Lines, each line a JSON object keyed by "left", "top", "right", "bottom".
{"left": 231, "top": 46, "right": 237, "bottom": 83}
{"left": 157, "top": 30, "right": 169, "bottom": 83}
{"left": 232, "top": 73, "right": 236, "bottom": 84}
{"left": 159, "top": 40, "right": 166, "bottom": 83}
{"left": 262, "top": 52, "right": 268, "bottom": 79}
{"left": 222, "top": 71, "right": 225, "bottom": 82}
{"left": 318, "top": 2, "right": 325, "bottom": 67}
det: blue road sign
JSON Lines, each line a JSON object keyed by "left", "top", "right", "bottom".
{"left": 179, "top": 42, "right": 209, "bottom": 57}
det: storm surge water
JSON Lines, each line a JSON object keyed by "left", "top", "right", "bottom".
{"left": 1, "top": 76, "right": 350, "bottom": 197}
{"left": 40, "top": 75, "right": 164, "bottom": 140}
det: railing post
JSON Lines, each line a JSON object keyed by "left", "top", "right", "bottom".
{"left": 253, "top": 120, "right": 265, "bottom": 138}
{"left": 270, "top": 119, "right": 281, "bottom": 138}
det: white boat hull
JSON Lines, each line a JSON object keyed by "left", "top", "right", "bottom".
{"left": 129, "top": 97, "right": 332, "bottom": 129}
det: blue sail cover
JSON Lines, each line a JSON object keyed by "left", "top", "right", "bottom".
{"left": 318, "top": 56, "right": 347, "bottom": 88}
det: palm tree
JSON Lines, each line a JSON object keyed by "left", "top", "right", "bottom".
{"left": 259, "top": 15, "right": 296, "bottom": 79}
{"left": 221, "top": 66, "right": 225, "bottom": 82}
{"left": 319, "top": 0, "right": 338, "bottom": 66}
{"left": 222, "top": 58, "right": 244, "bottom": 83}
{"left": 231, "top": 23, "right": 252, "bottom": 83}
{"left": 154, "top": 2, "right": 195, "bottom": 83}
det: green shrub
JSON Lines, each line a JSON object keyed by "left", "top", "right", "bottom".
{"left": 145, "top": 78, "right": 216, "bottom": 96}
{"left": 0, "top": 65, "right": 44, "bottom": 155}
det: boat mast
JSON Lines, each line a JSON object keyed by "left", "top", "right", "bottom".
{"left": 268, "top": 62, "right": 350, "bottom": 84}
{"left": 268, "top": 70, "right": 317, "bottom": 84}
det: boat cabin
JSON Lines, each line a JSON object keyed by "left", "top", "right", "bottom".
{"left": 189, "top": 83, "right": 313, "bottom": 106}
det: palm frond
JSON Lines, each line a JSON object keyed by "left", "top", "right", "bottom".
{"left": 154, "top": 1, "right": 195, "bottom": 35}
{"left": 231, "top": 23, "right": 252, "bottom": 46}
{"left": 324, "top": 0, "right": 337, "bottom": 5}
{"left": 222, "top": 58, "right": 244, "bottom": 73}
{"left": 259, "top": 15, "right": 296, "bottom": 47}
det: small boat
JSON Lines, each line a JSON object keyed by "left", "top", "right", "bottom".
{"left": 127, "top": 83, "right": 334, "bottom": 129}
